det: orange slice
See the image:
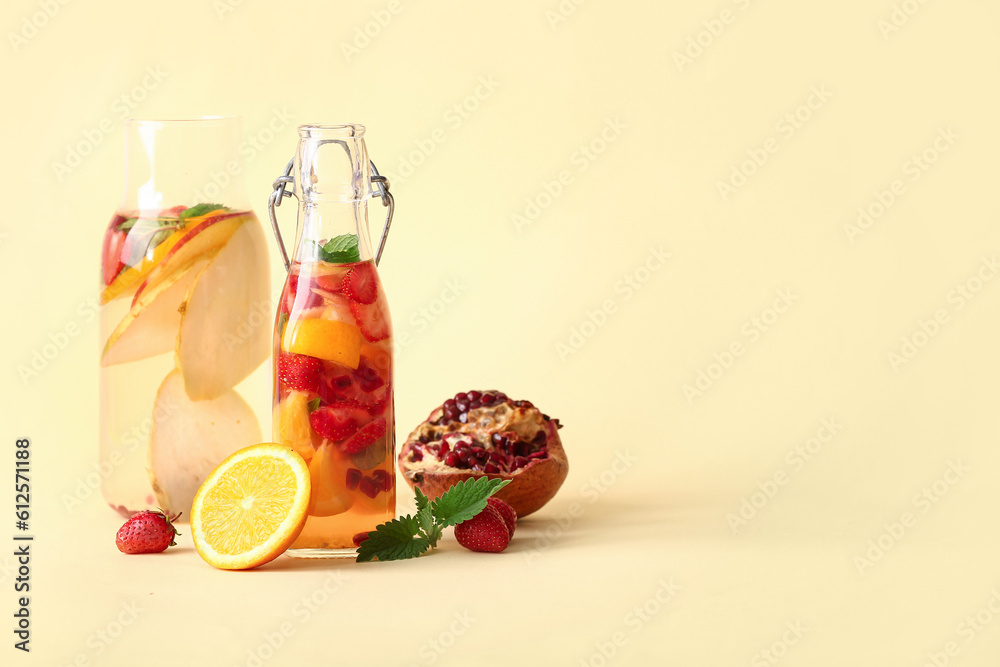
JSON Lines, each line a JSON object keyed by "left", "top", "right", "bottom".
{"left": 191, "top": 443, "right": 311, "bottom": 570}
{"left": 283, "top": 318, "right": 362, "bottom": 369}
{"left": 274, "top": 391, "right": 315, "bottom": 462}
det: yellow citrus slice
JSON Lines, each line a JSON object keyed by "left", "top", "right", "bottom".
{"left": 283, "top": 318, "right": 362, "bottom": 369}
{"left": 191, "top": 443, "right": 311, "bottom": 570}
{"left": 274, "top": 391, "right": 315, "bottom": 462}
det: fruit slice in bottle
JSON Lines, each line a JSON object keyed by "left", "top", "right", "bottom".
{"left": 305, "top": 442, "right": 354, "bottom": 517}
{"left": 177, "top": 220, "right": 270, "bottom": 400}
{"left": 148, "top": 370, "right": 262, "bottom": 518}
{"left": 191, "top": 443, "right": 311, "bottom": 570}
{"left": 101, "top": 257, "right": 209, "bottom": 366}
{"left": 274, "top": 391, "right": 315, "bottom": 462}
{"left": 282, "top": 318, "right": 362, "bottom": 369}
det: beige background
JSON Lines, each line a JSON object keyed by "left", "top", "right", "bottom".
{"left": 3, "top": 0, "right": 1000, "bottom": 665}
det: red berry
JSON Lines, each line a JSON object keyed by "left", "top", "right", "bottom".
{"left": 101, "top": 223, "right": 127, "bottom": 285}
{"left": 342, "top": 263, "right": 378, "bottom": 305}
{"left": 486, "top": 497, "right": 517, "bottom": 538}
{"left": 309, "top": 406, "right": 360, "bottom": 441}
{"left": 116, "top": 510, "right": 180, "bottom": 554}
{"left": 454, "top": 505, "right": 510, "bottom": 553}
{"left": 341, "top": 418, "right": 387, "bottom": 454}
{"left": 314, "top": 273, "right": 345, "bottom": 293}
{"left": 277, "top": 354, "right": 321, "bottom": 392}
{"left": 352, "top": 531, "right": 370, "bottom": 547}
{"left": 349, "top": 299, "right": 391, "bottom": 343}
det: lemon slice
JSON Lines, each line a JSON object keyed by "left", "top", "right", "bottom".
{"left": 191, "top": 443, "right": 311, "bottom": 570}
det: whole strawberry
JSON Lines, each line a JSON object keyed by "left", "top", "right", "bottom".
{"left": 454, "top": 504, "right": 510, "bottom": 553}
{"left": 116, "top": 510, "right": 181, "bottom": 554}
{"left": 486, "top": 497, "right": 517, "bottom": 538}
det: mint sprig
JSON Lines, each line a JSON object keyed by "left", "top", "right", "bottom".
{"left": 356, "top": 477, "right": 510, "bottom": 562}
{"left": 311, "top": 234, "right": 361, "bottom": 264}
{"left": 179, "top": 203, "right": 227, "bottom": 219}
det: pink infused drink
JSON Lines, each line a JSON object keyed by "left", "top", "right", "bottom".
{"left": 274, "top": 256, "right": 394, "bottom": 554}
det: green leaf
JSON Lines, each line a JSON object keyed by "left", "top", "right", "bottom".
{"left": 179, "top": 203, "right": 227, "bottom": 220}
{"left": 430, "top": 477, "right": 511, "bottom": 528}
{"left": 277, "top": 312, "right": 288, "bottom": 340}
{"left": 307, "top": 397, "right": 321, "bottom": 413}
{"left": 416, "top": 505, "right": 435, "bottom": 536}
{"left": 116, "top": 217, "right": 139, "bottom": 231}
{"left": 349, "top": 435, "right": 387, "bottom": 470}
{"left": 414, "top": 487, "right": 430, "bottom": 512}
{"left": 311, "top": 234, "right": 361, "bottom": 264}
{"left": 355, "top": 515, "right": 430, "bottom": 562}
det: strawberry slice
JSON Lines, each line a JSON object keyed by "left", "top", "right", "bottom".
{"left": 277, "top": 354, "right": 321, "bottom": 392}
{"left": 340, "top": 418, "right": 387, "bottom": 454}
{"left": 342, "top": 263, "right": 378, "bottom": 305}
{"left": 310, "top": 404, "right": 361, "bottom": 441}
{"left": 315, "top": 274, "right": 346, "bottom": 293}
{"left": 101, "top": 223, "right": 127, "bottom": 285}
{"left": 350, "top": 298, "right": 390, "bottom": 342}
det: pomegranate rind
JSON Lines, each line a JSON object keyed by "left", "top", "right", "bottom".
{"left": 398, "top": 411, "right": 567, "bottom": 518}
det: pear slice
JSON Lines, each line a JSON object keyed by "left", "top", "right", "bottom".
{"left": 134, "top": 211, "right": 246, "bottom": 304}
{"left": 148, "top": 370, "right": 262, "bottom": 518}
{"left": 101, "top": 257, "right": 210, "bottom": 366}
{"left": 176, "top": 219, "right": 270, "bottom": 400}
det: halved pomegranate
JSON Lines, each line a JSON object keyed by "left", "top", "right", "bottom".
{"left": 398, "top": 391, "right": 568, "bottom": 517}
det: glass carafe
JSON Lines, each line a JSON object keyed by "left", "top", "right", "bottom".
{"left": 99, "top": 116, "right": 271, "bottom": 519}
{"left": 270, "top": 123, "right": 395, "bottom": 558}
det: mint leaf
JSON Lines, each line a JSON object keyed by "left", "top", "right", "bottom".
{"left": 311, "top": 234, "right": 361, "bottom": 264}
{"left": 416, "top": 505, "right": 435, "bottom": 536}
{"left": 431, "top": 477, "right": 511, "bottom": 528}
{"left": 116, "top": 217, "right": 138, "bottom": 231}
{"left": 307, "top": 397, "right": 321, "bottom": 413}
{"left": 179, "top": 203, "right": 226, "bottom": 220}
{"left": 414, "top": 487, "right": 429, "bottom": 512}
{"left": 356, "top": 515, "right": 430, "bottom": 562}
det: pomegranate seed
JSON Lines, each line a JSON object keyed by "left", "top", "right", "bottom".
{"left": 419, "top": 434, "right": 430, "bottom": 444}
{"left": 359, "top": 477, "right": 378, "bottom": 498}
{"left": 458, "top": 412, "right": 468, "bottom": 424}
{"left": 491, "top": 433, "right": 502, "bottom": 446}
{"left": 468, "top": 390, "right": 482, "bottom": 401}
{"left": 529, "top": 451, "right": 547, "bottom": 459}
{"left": 443, "top": 408, "right": 457, "bottom": 421}
{"left": 484, "top": 463, "right": 500, "bottom": 474}
{"left": 456, "top": 448, "right": 470, "bottom": 464}
{"left": 471, "top": 446, "right": 485, "bottom": 457}
{"left": 469, "top": 398, "right": 482, "bottom": 410}
{"left": 489, "top": 451, "right": 503, "bottom": 463}
{"left": 346, "top": 468, "right": 363, "bottom": 490}
{"left": 352, "top": 531, "right": 370, "bottom": 547}
{"left": 456, "top": 400, "right": 469, "bottom": 412}
{"left": 513, "top": 456, "right": 529, "bottom": 469}
{"left": 454, "top": 392, "right": 468, "bottom": 402}
{"left": 444, "top": 399, "right": 457, "bottom": 410}
{"left": 445, "top": 452, "right": 459, "bottom": 467}
{"left": 481, "top": 394, "right": 496, "bottom": 406}
{"left": 410, "top": 449, "right": 424, "bottom": 462}
{"left": 371, "top": 469, "right": 392, "bottom": 492}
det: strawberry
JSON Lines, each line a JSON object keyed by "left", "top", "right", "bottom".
{"left": 116, "top": 510, "right": 180, "bottom": 554}
{"left": 342, "top": 263, "right": 378, "bottom": 305}
{"left": 350, "top": 299, "right": 391, "bottom": 342}
{"left": 310, "top": 405, "right": 361, "bottom": 441}
{"left": 278, "top": 354, "right": 321, "bottom": 392}
{"left": 486, "top": 497, "right": 517, "bottom": 538}
{"left": 454, "top": 505, "right": 510, "bottom": 553}
{"left": 314, "top": 274, "right": 346, "bottom": 293}
{"left": 341, "top": 418, "right": 387, "bottom": 454}
{"left": 101, "top": 225, "right": 127, "bottom": 285}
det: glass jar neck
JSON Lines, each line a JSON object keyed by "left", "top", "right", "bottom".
{"left": 121, "top": 116, "right": 250, "bottom": 213}
{"left": 292, "top": 124, "right": 374, "bottom": 261}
